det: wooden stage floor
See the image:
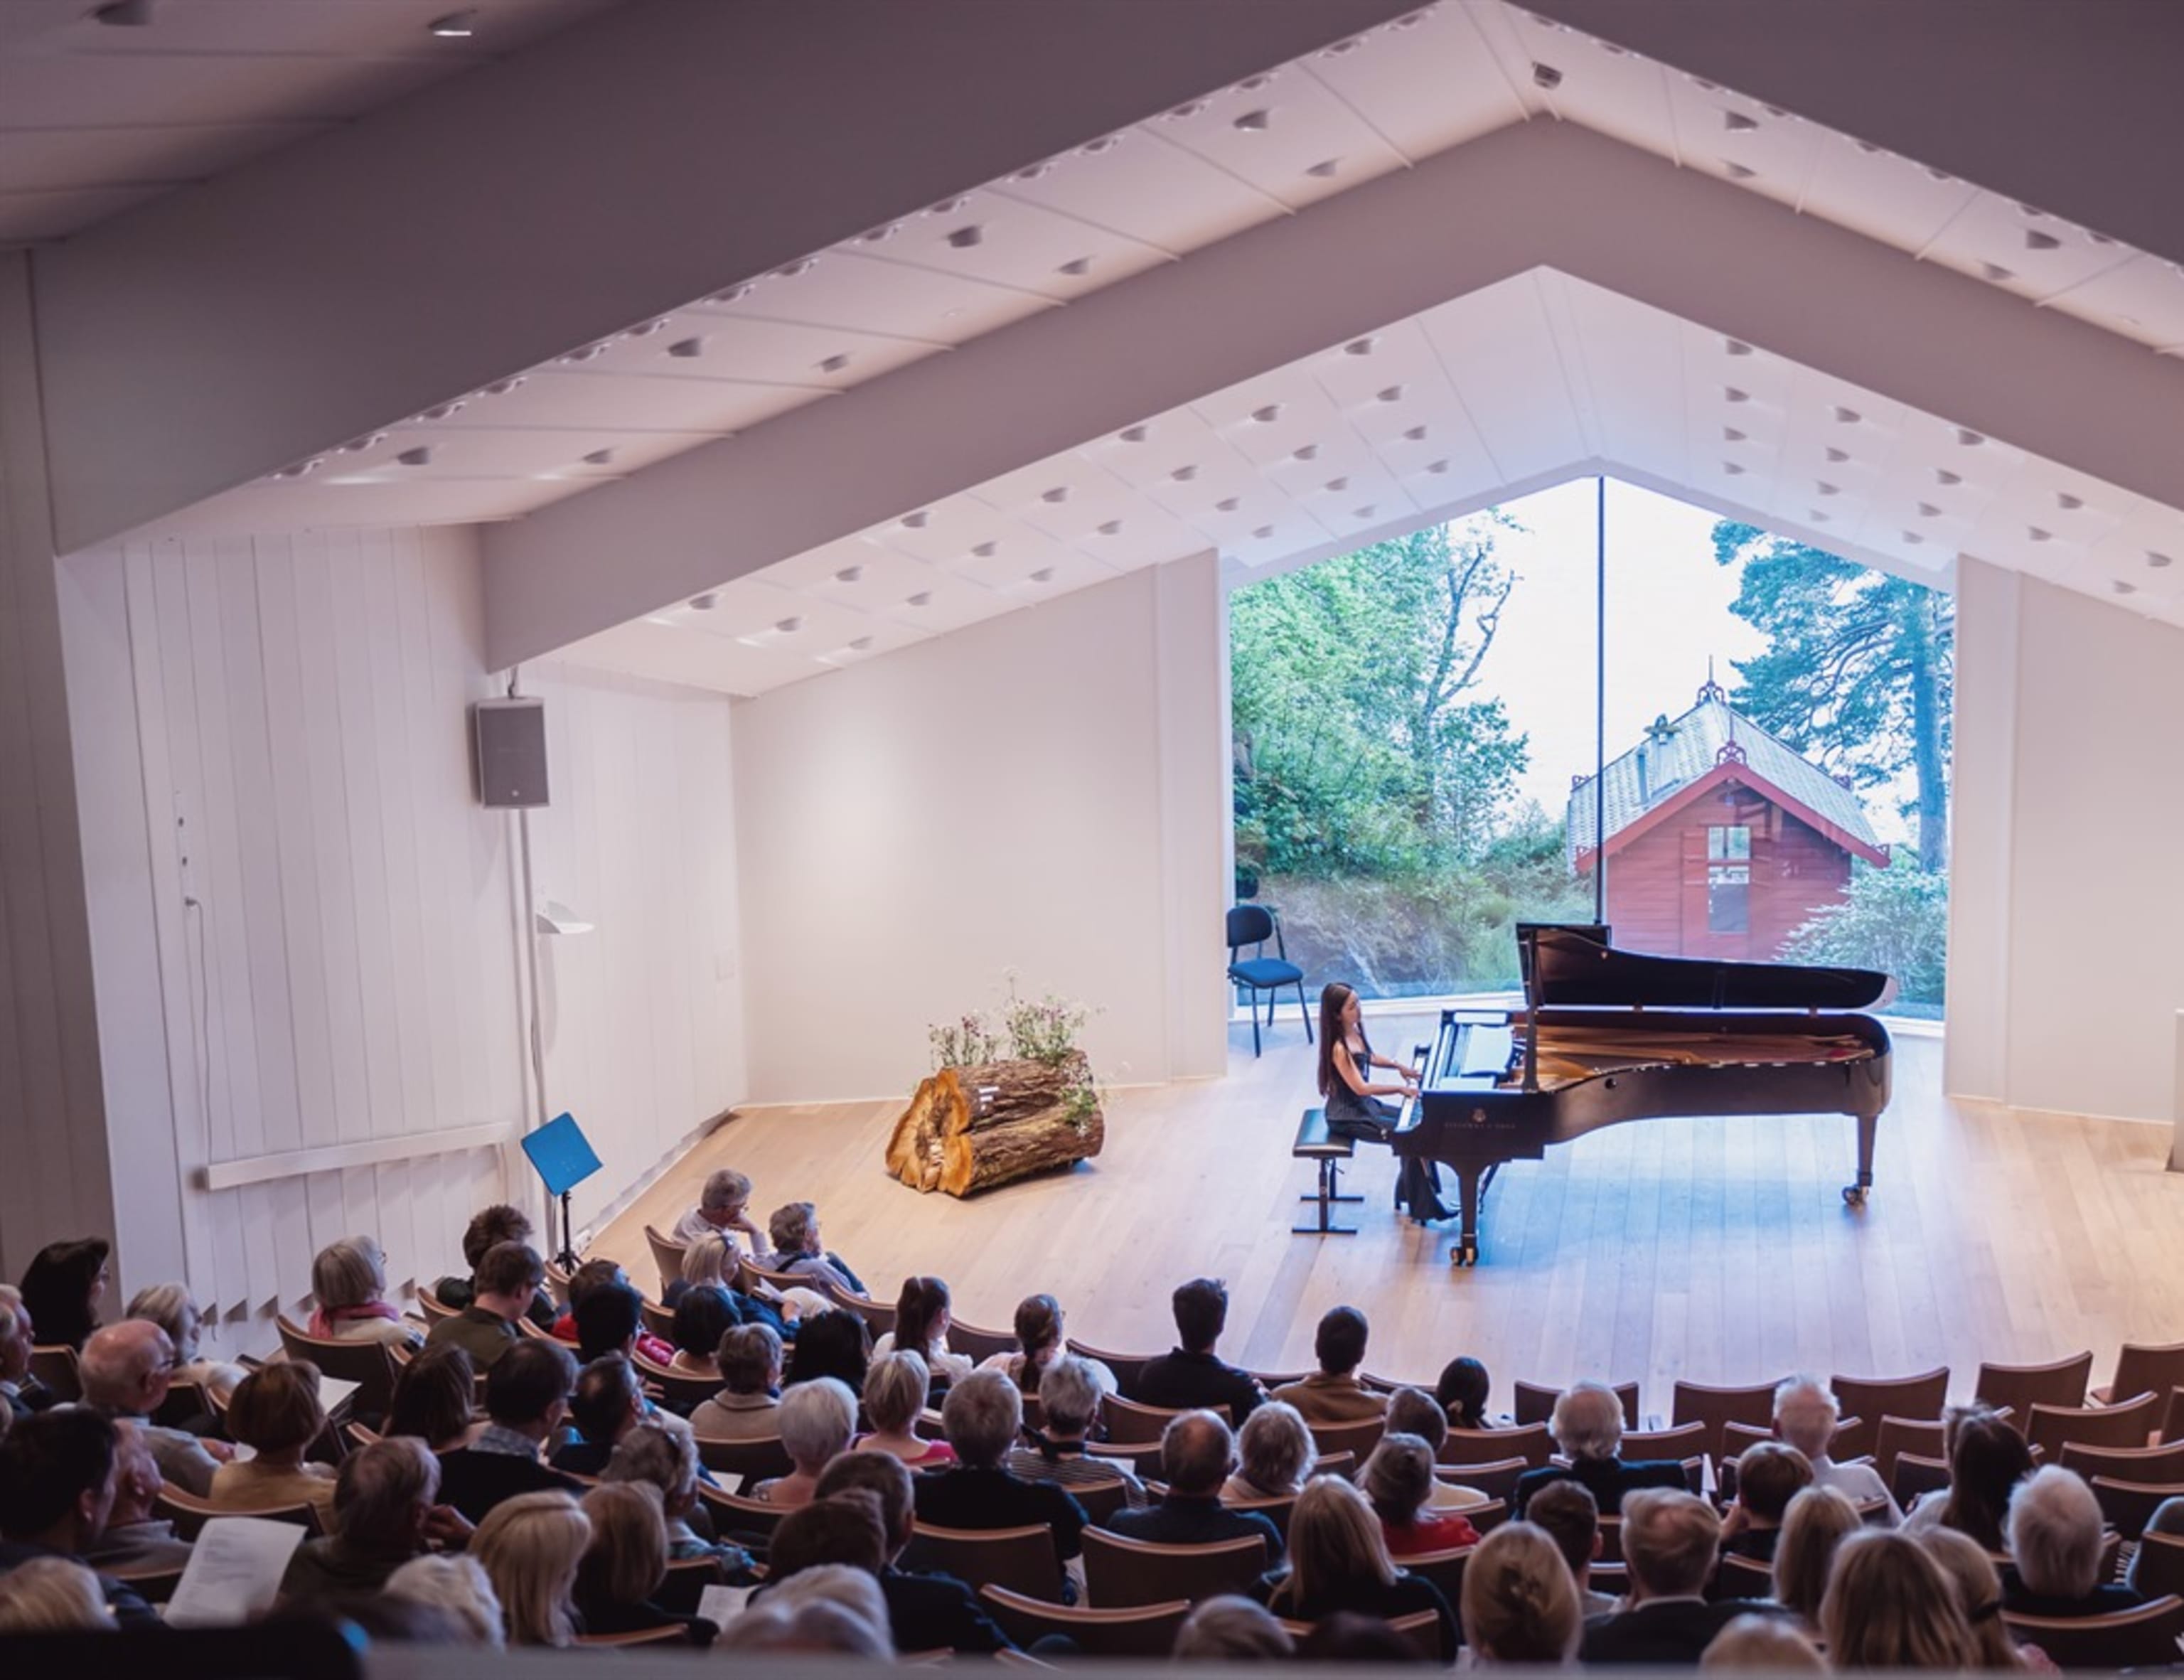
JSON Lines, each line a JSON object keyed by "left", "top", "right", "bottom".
{"left": 594, "top": 1020, "right": 2184, "bottom": 1409}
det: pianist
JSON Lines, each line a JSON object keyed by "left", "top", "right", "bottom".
{"left": 1317, "top": 982, "right": 1450, "bottom": 1223}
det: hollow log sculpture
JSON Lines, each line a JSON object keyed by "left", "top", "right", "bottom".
{"left": 885, "top": 1053, "right": 1103, "bottom": 1197}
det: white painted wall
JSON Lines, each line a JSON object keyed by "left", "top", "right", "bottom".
{"left": 1945, "top": 558, "right": 2184, "bottom": 1123}
{"left": 732, "top": 553, "right": 1229, "bottom": 1105}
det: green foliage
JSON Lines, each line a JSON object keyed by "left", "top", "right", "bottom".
{"left": 1783, "top": 852, "right": 1949, "bottom": 1005}
{"left": 928, "top": 1012, "right": 1003, "bottom": 1071}
{"left": 1002, "top": 985, "right": 1089, "bottom": 1066}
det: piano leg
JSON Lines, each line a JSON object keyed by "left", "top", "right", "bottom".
{"left": 1450, "top": 1162, "right": 1488, "bottom": 1268}
{"left": 1842, "top": 1109, "right": 1878, "bottom": 1207}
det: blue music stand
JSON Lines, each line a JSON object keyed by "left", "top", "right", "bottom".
{"left": 521, "top": 1113, "right": 603, "bottom": 1270}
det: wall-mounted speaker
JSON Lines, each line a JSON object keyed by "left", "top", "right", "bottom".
{"left": 472, "top": 697, "right": 550, "bottom": 808}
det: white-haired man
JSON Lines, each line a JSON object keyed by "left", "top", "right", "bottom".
{"left": 2003, "top": 1466, "right": 2142, "bottom": 1617}
{"left": 1579, "top": 1489, "right": 1766, "bottom": 1664}
{"left": 1772, "top": 1376, "right": 1900, "bottom": 1525}
{"left": 673, "top": 1167, "right": 769, "bottom": 1258}
{"left": 77, "top": 1320, "right": 230, "bottom": 1497}
{"left": 1515, "top": 1380, "right": 1687, "bottom": 1519}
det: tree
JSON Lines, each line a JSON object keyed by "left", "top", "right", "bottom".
{"left": 1712, "top": 523, "right": 1954, "bottom": 870}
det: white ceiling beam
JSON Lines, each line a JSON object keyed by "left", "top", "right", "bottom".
{"left": 483, "top": 117, "right": 2184, "bottom": 668}
{"left": 29, "top": 0, "right": 1414, "bottom": 554}
{"left": 1528, "top": 0, "right": 2184, "bottom": 266}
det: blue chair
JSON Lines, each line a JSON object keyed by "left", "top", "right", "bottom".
{"left": 1226, "top": 904, "right": 1311, "bottom": 1057}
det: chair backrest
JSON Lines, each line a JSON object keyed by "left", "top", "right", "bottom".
{"left": 1462, "top": 1497, "right": 1510, "bottom": 1534}
{"left": 1671, "top": 1379, "right": 1784, "bottom": 1462}
{"left": 948, "top": 1320, "right": 1019, "bottom": 1366}
{"left": 1436, "top": 1456, "right": 1527, "bottom": 1508}
{"left": 2103, "top": 1342, "right": 2184, "bottom": 1407}
{"left": 1831, "top": 1367, "right": 1949, "bottom": 1429}
{"left": 1872, "top": 1414, "right": 1946, "bottom": 1489}
{"left": 2092, "top": 1475, "right": 2184, "bottom": 1541}
{"left": 415, "top": 1293, "right": 459, "bottom": 1324}
{"left": 906, "top": 1523, "right": 1063, "bottom": 1603}
{"left": 1622, "top": 1422, "right": 1708, "bottom": 1460}
{"left": 2134, "top": 1531, "right": 2184, "bottom": 1601}
{"left": 1068, "top": 1478, "right": 1134, "bottom": 1526}
{"left": 1891, "top": 1451, "right": 1951, "bottom": 1505}
{"left": 155, "top": 1489, "right": 321, "bottom": 1541}
{"left": 1714, "top": 1551, "right": 1775, "bottom": 1600}
{"left": 2166, "top": 1386, "right": 2184, "bottom": 1445}
{"left": 1721, "top": 1416, "right": 1866, "bottom": 1463}
{"left": 1999, "top": 1595, "right": 2184, "bottom": 1668}
{"left": 1513, "top": 1379, "right": 1640, "bottom": 1430}
{"left": 28, "top": 1344, "right": 82, "bottom": 1403}
{"left": 1440, "top": 1423, "right": 1553, "bottom": 1470}
{"left": 1226, "top": 904, "right": 1275, "bottom": 956}
{"left": 826, "top": 1282, "right": 898, "bottom": 1337}
{"left": 1103, "top": 1393, "right": 1196, "bottom": 1445}
{"left": 632, "top": 1353, "right": 723, "bottom": 1412}
{"left": 2062, "top": 1437, "right": 2184, "bottom": 1484}
{"left": 1066, "top": 1340, "right": 1155, "bottom": 1399}
{"left": 576, "top": 1626, "right": 689, "bottom": 1648}
{"left": 1310, "top": 1450, "right": 1357, "bottom": 1482}
{"left": 982, "top": 1585, "right": 1192, "bottom": 1659}
{"left": 1088, "top": 1442, "right": 1168, "bottom": 1478}
{"left": 693, "top": 1432, "right": 793, "bottom": 1486}
{"left": 642, "top": 1225, "right": 687, "bottom": 1299}
{"left": 638, "top": 1298, "right": 675, "bottom": 1342}
{"left": 2027, "top": 1390, "right": 2163, "bottom": 1460}
{"left": 1220, "top": 1491, "right": 1297, "bottom": 1539}
{"left": 1080, "top": 1526, "right": 1268, "bottom": 1607}
{"left": 515, "top": 1316, "right": 557, "bottom": 1342}
{"left": 694, "top": 1482, "right": 787, "bottom": 1539}
{"left": 542, "top": 1261, "right": 573, "bottom": 1307}
{"left": 1974, "top": 1350, "right": 2093, "bottom": 1417}
{"left": 276, "top": 1316, "right": 402, "bottom": 1418}
{"left": 153, "top": 1379, "right": 212, "bottom": 1430}
{"left": 1397, "top": 1545, "right": 1473, "bottom": 1605}
{"left": 1307, "top": 1416, "right": 1386, "bottom": 1461}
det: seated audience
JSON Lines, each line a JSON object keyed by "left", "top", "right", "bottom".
{"left": 665, "top": 1231, "right": 737, "bottom": 1308}
{"left": 18, "top": 1238, "right": 110, "bottom": 1353}
{"left": 280, "top": 1435, "right": 469, "bottom": 1602}
{"left": 1225, "top": 1400, "right": 1315, "bottom": 1502}
{"left": 719, "top": 1562, "right": 894, "bottom": 1657}
{"left": 1720, "top": 1442, "right": 1813, "bottom": 1563}
{"left": 1903, "top": 1407, "right": 2034, "bottom": 1551}
{"left": 574, "top": 1482, "right": 708, "bottom": 1643}
{"left": 1516, "top": 1380, "right": 1687, "bottom": 1517}
{"left": 756, "top": 1374, "right": 859, "bottom": 1507}
{"left": 385, "top": 1554, "right": 505, "bottom": 1649}
{"left": 872, "top": 1275, "right": 974, "bottom": 1386}
{"left": 1526, "top": 1480, "right": 1615, "bottom": 1619}
{"left": 2129, "top": 1497, "right": 2184, "bottom": 1597}
{"left": 551, "top": 1353, "right": 644, "bottom": 1476}
{"left": 1108, "top": 1409, "right": 1285, "bottom": 1553}
{"left": 309, "top": 1236, "right": 425, "bottom": 1351}
{"left": 1461, "top": 1520, "right": 1585, "bottom": 1664}
{"left": 471, "top": 1489, "right": 591, "bottom": 1648}
{"left": 386, "top": 1343, "right": 485, "bottom": 1453}
{"left": 1773, "top": 1375, "right": 1899, "bottom": 1523}
{"left": 1385, "top": 1384, "right": 1475, "bottom": 1511}
{"left": 1361, "top": 1431, "right": 1480, "bottom": 1555}
{"left": 673, "top": 1167, "right": 766, "bottom": 1259}
{"left": 1008, "top": 1354, "right": 1147, "bottom": 1507}
{"left": 813, "top": 1450, "right": 1014, "bottom": 1654}
{"left": 425, "top": 1240, "right": 545, "bottom": 1371}
{"left": 81, "top": 1421, "right": 192, "bottom": 1573}
{"left": 1819, "top": 1528, "right": 1974, "bottom": 1668}
{"left": 691, "top": 1322, "right": 784, "bottom": 1440}
{"left": 1771, "top": 1485, "right": 1862, "bottom": 1632}
{"left": 787, "top": 1308, "right": 872, "bottom": 1393}
{"left": 1701, "top": 1614, "right": 1827, "bottom": 1671}
{"left": 1578, "top": 1489, "right": 1754, "bottom": 1665}
{"left": 1251, "top": 1475, "right": 1456, "bottom": 1659}
{"left": 434, "top": 1338, "right": 583, "bottom": 1524}
{"left": 1914, "top": 1527, "right": 2027, "bottom": 1671}
{"left": 1272, "top": 1305, "right": 1388, "bottom": 1425}
{"left": 0, "top": 1408, "right": 157, "bottom": 1627}
{"left": 77, "top": 1318, "right": 228, "bottom": 1496}
{"left": 1174, "top": 1594, "right": 1297, "bottom": 1660}
{"left": 2001, "top": 1465, "right": 2141, "bottom": 1617}
{"left": 767, "top": 1201, "right": 866, "bottom": 1296}
{"left": 913, "top": 1370, "right": 1088, "bottom": 1598}
{"left": 1134, "top": 1277, "right": 1265, "bottom": 1419}
{"left": 1438, "top": 1356, "right": 1494, "bottom": 1430}
{"left": 981, "top": 1292, "right": 1114, "bottom": 1396}
{"left": 1296, "top": 1610, "right": 1432, "bottom": 1661}
{"left": 668, "top": 1285, "right": 738, "bottom": 1379}
{"left": 0, "top": 1555, "right": 116, "bottom": 1633}
{"left": 211, "top": 1360, "right": 338, "bottom": 1522}
{"left": 434, "top": 1206, "right": 555, "bottom": 1328}
{"left": 858, "top": 1350, "right": 955, "bottom": 1467}
{"left": 603, "top": 1417, "right": 754, "bottom": 1576}
{"left": 562, "top": 1265, "right": 673, "bottom": 1367}
{"left": 0, "top": 1285, "right": 42, "bottom": 1423}
{"left": 126, "top": 1282, "right": 247, "bottom": 1405}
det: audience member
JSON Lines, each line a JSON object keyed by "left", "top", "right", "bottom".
{"left": 1437, "top": 1357, "right": 1494, "bottom": 1430}
{"left": 0, "top": 1554, "right": 117, "bottom": 1633}
{"left": 1771, "top": 1485, "right": 1861, "bottom": 1632}
{"left": 426, "top": 1241, "right": 545, "bottom": 1371}
{"left": 1720, "top": 1442, "right": 1813, "bottom": 1563}
{"left": 719, "top": 1563, "right": 893, "bottom": 1657}
{"left": 1460, "top": 1520, "right": 1583, "bottom": 1664}
{"left": 472, "top": 1489, "right": 591, "bottom": 1648}
{"left": 1700, "top": 1614, "right": 1827, "bottom": 1671}
{"left": 1174, "top": 1593, "right": 1297, "bottom": 1660}
{"left": 692, "top": 1322, "right": 783, "bottom": 1440}
{"left": 309, "top": 1236, "right": 425, "bottom": 1350}
{"left": 1135, "top": 1277, "right": 1265, "bottom": 1419}
{"left": 1273, "top": 1306, "right": 1388, "bottom": 1425}
{"left": 2129, "top": 1497, "right": 2184, "bottom": 1597}
{"left": 569, "top": 1277, "right": 655, "bottom": 1366}
{"left": 574, "top": 1482, "right": 708, "bottom": 1643}
{"left": 552, "top": 1354, "right": 644, "bottom": 1476}
{"left": 675, "top": 1167, "right": 763, "bottom": 1248}
{"left": 1516, "top": 1381, "right": 1687, "bottom": 1517}
{"left": 434, "top": 1338, "right": 582, "bottom": 1524}
{"left": 385, "top": 1553, "right": 505, "bottom": 1649}
{"left": 1382, "top": 1386, "right": 1480, "bottom": 1512}
{"left": 386, "top": 1343, "right": 484, "bottom": 1452}
{"left": 126, "top": 1282, "right": 247, "bottom": 1405}
{"left": 812, "top": 1452, "right": 1014, "bottom": 1654}
{"left": 603, "top": 1417, "right": 753, "bottom": 1575}
{"left": 873, "top": 1275, "right": 974, "bottom": 1386}
{"left": 211, "top": 1360, "right": 338, "bottom": 1522}
{"left": 280, "top": 1435, "right": 469, "bottom": 1601}
{"left": 757, "top": 1374, "right": 859, "bottom": 1507}
{"left": 18, "top": 1238, "right": 110, "bottom": 1353}
{"left": 81, "top": 1421, "right": 192, "bottom": 1573}
{"left": 0, "top": 1408, "right": 156, "bottom": 1627}
{"left": 1008, "top": 1354, "right": 1147, "bottom": 1507}
{"left": 1524, "top": 1480, "right": 1615, "bottom": 1619}
{"left": 1362, "top": 1432, "right": 1480, "bottom": 1555}
{"left": 1294, "top": 1609, "right": 1432, "bottom": 1662}
{"left": 767, "top": 1201, "right": 866, "bottom": 1295}
{"left": 1819, "top": 1529, "right": 1974, "bottom": 1669}
{"left": 981, "top": 1292, "right": 1113, "bottom": 1396}
{"left": 1914, "top": 1527, "right": 2027, "bottom": 1671}
{"left": 668, "top": 1285, "right": 737, "bottom": 1379}
{"left": 786, "top": 1307, "right": 872, "bottom": 1393}
{"left": 859, "top": 1350, "right": 955, "bottom": 1467}
{"left": 0, "top": 1285, "right": 46, "bottom": 1423}
{"left": 1773, "top": 1375, "right": 1899, "bottom": 1523}
{"left": 435, "top": 1206, "right": 555, "bottom": 1328}
{"left": 914, "top": 1370, "right": 1088, "bottom": 1598}
{"left": 1904, "top": 1408, "right": 2033, "bottom": 1551}
{"left": 2001, "top": 1465, "right": 2140, "bottom": 1617}
{"left": 1578, "top": 1489, "right": 1752, "bottom": 1664}
{"left": 1109, "top": 1410, "right": 1285, "bottom": 1553}
{"left": 77, "top": 1318, "right": 229, "bottom": 1495}
{"left": 1226, "top": 1400, "right": 1315, "bottom": 1502}
{"left": 1253, "top": 1475, "right": 1456, "bottom": 1660}
{"left": 667, "top": 1231, "right": 737, "bottom": 1307}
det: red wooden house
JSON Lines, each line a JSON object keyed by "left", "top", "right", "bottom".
{"left": 1565, "top": 683, "right": 1888, "bottom": 963}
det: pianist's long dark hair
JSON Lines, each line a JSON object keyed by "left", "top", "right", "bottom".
{"left": 1316, "top": 983, "right": 1357, "bottom": 1098}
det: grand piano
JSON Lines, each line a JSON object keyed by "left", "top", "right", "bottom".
{"left": 1392, "top": 924, "right": 1892, "bottom": 1266}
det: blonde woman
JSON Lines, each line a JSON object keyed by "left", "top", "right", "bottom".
{"left": 1820, "top": 1529, "right": 1976, "bottom": 1669}
{"left": 309, "top": 1236, "right": 424, "bottom": 1350}
{"left": 125, "top": 1283, "right": 247, "bottom": 1403}
{"left": 756, "top": 1376, "right": 859, "bottom": 1507}
{"left": 1701, "top": 1615, "right": 1828, "bottom": 1671}
{"left": 1460, "top": 1520, "right": 1583, "bottom": 1664}
{"left": 857, "top": 1351, "right": 955, "bottom": 1468}
{"left": 574, "top": 1483, "right": 695, "bottom": 1641}
{"left": 210, "top": 1361, "right": 338, "bottom": 1523}
{"left": 471, "top": 1490, "right": 591, "bottom": 1648}
{"left": 0, "top": 1557, "right": 117, "bottom": 1633}
{"left": 1772, "top": 1484, "right": 1863, "bottom": 1630}
{"left": 1225, "top": 1401, "right": 1315, "bottom": 1502}
{"left": 1251, "top": 1475, "right": 1456, "bottom": 1660}
{"left": 385, "top": 1554, "right": 505, "bottom": 1648}
{"left": 1916, "top": 1527, "right": 2028, "bottom": 1671}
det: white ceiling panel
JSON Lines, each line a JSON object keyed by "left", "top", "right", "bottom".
{"left": 856, "top": 186, "right": 1169, "bottom": 301}
{"left": 951, "top": 543, "right": 1118, "bottom": 596}
{"left": 1796, "top": 132, "right": 1981, "bottom": 252}
{"left": 995, "top": 128, "right": 1282, "bottom": 256}
{"left": 688, "top": 250, "right": 1049, "bottom": 345}
{"left": 2039, "top": 253, "right": 2184, "bottom": 351}
{"left": 1152, "top": 63, "right": 1408, "bottom": 209}
{"left": 422, "top": 369, "right": 809, "bottom": 435}
{"left": 566, "top": 313, "right": 938, "bottom": 390}
{"left": 1921, "top": 194, "right": 2136, "bottom": 305}
{"left": 1419, "top": 278, "right": 1587, "bottom": 480}
{"left": 1306, "top": 6, "right": 1526, "bottom": 159}
{"left": 873, "top": 572, "right": 1014, "bottom": 634}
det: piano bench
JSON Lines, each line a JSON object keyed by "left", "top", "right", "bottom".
{"left": 1294, "top": 1108, "right": 1363, "bottom": 1236}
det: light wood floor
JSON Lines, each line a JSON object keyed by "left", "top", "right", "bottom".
{"left": 594, "top": 1020, "right": 2184, "bottom": 1411}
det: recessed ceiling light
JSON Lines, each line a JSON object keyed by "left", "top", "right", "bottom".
{"left": 1723, "top": 111, "right": 1759, "bottom": 132}
{"left": 901, "top": 511, "right": 930, "bottom": 529}
{"left": 1531, "top": 62, "right": 1563, "bottom": 90}
{"left": 1353, "top": 505, "right": 1376, "bottom": 520}
{"left": 1723, "top": 461, "right": 1746, "bottom": 475}
{"left": 93, "top": 0, "right": 156, "bottom": 22}
{"left": 1724, "top": 338, "right": 1752, "bottom": 356}
{"left": 774, "top": 616, "right": 803, "bottom": 635}
{"left": 1292, "top": 444, "right": 1320, "bottom": 461}
{"left": 396, "top": 446, "right": 432, "bottom": 467}
{"left": 1253, "top": 524, "right": 1275, "bottom": 540}
{"left": 481, "top": 377, "right": 525, "bottom": 397}
{"left": 2113, "top": 579, "right": 2137, "bottom": 594}
{"left": 270, "top": 459, "right": 323, "bottom": 480}
{"left": 1238, "top": 75, "right": 1273, "bottom": 92}
{"left": 339, "top": 433, "right": 385, "bottom": 453}
{"left": 1902, "top": 531, "right": 1925, "bottom": 545}
{"left": 2055, "top": 491, "right": 2084, "bottom": 510}
{"left": 906, "top": 592, "right": 933, "bottom": 608}
{"left": 707, "top": 284, "right": 752, "bottom": 305}
{"left": 1041, "top": 486, "right": 1070, "bottom": 503}
{"left": 1171, "top": 464, "right": 1199, "bottom": 481}
{"left": 1168, "top": 100, "right": 1206, "bottom": 119}
{"left": 1936, "top": 468, "right": 1963, "bottom": 485}
{"left": 1722, "top": 427, "right": 1746, "bottom": 442}
{"left": 1956, "top": 428, "right": 1985, "bottom": 446}
{"left": 688, "top": 592, "right": 720, "bottom": 611}
{"left": 560, "top": 343, "right": 609, "bottom": 364}
{"left": 1119, "top": 425, "right": 1149, "bottom": 443}
{"left": 1375, "top": 385, "right": 1405, "bottom": 403}
{"left": 1395, "top": 10, "right": 1427, "bottom": 26}
{"left": 1825, "top": 447, "right": 1851, "bottom": 464}
{"left": 414, "top": 401, "right": 464, "bottom": 422}
{"left": 582, "top": 445, "right": 615, "bottom": 467}
{"left": 1306, "top": 159, "right": 1342, "bottom": 178}
{"left": 2028, "top": 527, "right": 2054, "bottom": 542}
{"left": 861, "top": 223, "right": 900, "bottom": 242}
{"left": 2147, "top": 551, "right": 2174, "bottom": 568}
{"left": 1232, "top": 109, "right": 1272, "bottom": 132}
{"left": 1724, "top": 387, "right": 1750, "bottom": 402}
{"left": 427, "top": 9, "right": 476, "bottom": 37}
{"left": 1251, "top": 404, "right": 1283, "bottom": 424}
{"left": 1816, "top": 481, "right": 1839, "bottom": 496}
{"left": 946, "top": 225, "right": 985, "bottom": 249}
{"left": 847, "top": 636, "right": 874, "bottom": 653}
{"left": 1917, "top": 502, "right": 1942, "bottom": 518}
{"left": 1326, "top": 36, "right": 1362, "bottom": 54}
{"left": 1080, "top": 136, "right": 1118, "bottom": 155}
{"left": 1723, "top": 161, "right": 1757, "bottom": 180}
{"left": 1098, "top": 519, "right": 1124, "bottom": 536}
{"left": 1981, "top": 263, "right": 2016, "bottom": 283}
{"left": 1926, "top": 166, "right": 1954, "bottom": 183}
{"left": 1425, "top": 459, "right": 1450, "bottom": 474}
{"left": 666, "top": 338, "right": 705, "bottom": 358}
{"left": 1029, "top": 568, "right": 1056, "bottom": 584}
{"left": 1403, "top": 425, "right": 1428, "bottom": 442}
{"left": 626, "top": 318, "right": 670, "bottom": 337}
{"left": 834, "top": 565, "right": 864, "bottom": 583}
{"left": 1809, "top": 510, "right": 1831, "bottom": 523}
{"left": 1011, "top": 164, "right": 1049, "bottom": 183}
{"left": 1344, "top": 336, "right": 1376, "bottom": 356}
{"left": 1057, "top": 257, "right": 1094, "bottom": 277}
{"left": 928, "top": 197, "right": 968, "bottom": 215}
{"left": 773, "top": 260, "right": 815, "bottom": 278}
{"left": 2025, "top": 230, "right": 2062, "bottom": 252}
{"left": 971, "top": 541, "right": 999, "bottom": 558}
{"left": 1832, "top": 407, "right": 1861, "bottom": 424}
{"left": 818, "top": 353, "right": 852, "bottom": 374}
{"left": 1216, "top": 496, "right": 1242, "bottom": 513}
{"left": 1322, "top": 476, "right": 1348, "bottom": 493}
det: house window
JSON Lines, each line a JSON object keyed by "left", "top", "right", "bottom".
{"left": 1708, "top": 825, "right": 1750, "bottom": 933}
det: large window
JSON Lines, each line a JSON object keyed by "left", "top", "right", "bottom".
{"left": 1706, "top": 826, "right": 1750, "bottom": 934}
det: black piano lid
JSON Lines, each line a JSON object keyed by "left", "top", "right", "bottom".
{"left": 1516, "top": 922, "right": 1891, "bottom": 1012}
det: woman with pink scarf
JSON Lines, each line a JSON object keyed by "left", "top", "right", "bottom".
{"left": 309, "top": 1236, "right": 426, "bottom": 1349}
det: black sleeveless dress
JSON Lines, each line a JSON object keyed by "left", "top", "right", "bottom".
{"left": 1325, "top": 1026, "right": 1450, "bottom": 1222}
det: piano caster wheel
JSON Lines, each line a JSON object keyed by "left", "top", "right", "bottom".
{"left": 1842, "top": 1185, "right": 1868, "bottom": 1208}
{"left": 1450, "top": 1241, "right": 1478, "bottom": 1268}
